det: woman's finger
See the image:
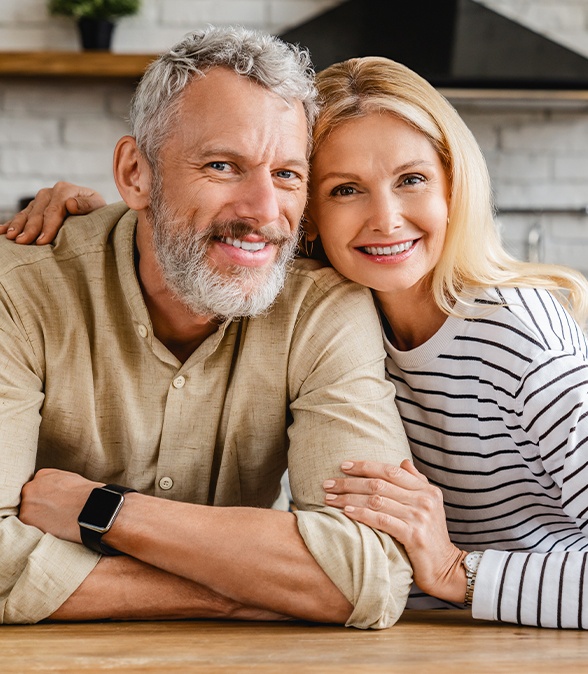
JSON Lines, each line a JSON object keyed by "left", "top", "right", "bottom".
{"left": 1, "top": 200, "right": 39, "bottom": 241}
{"left": 339, "top": 503, "right": 410, "bottom": 542}
{"left": 0, "top": 183, "right": 106, "bottom": 246}
{"left": 323, "top": 461, "right": 426, "bottom": 501}
{"left": 342, "top": 459, "right": 429, "bottom": 485}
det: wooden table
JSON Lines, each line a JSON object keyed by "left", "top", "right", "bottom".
{"left": 0, "top": 610, "right": 587, "bottom": 673}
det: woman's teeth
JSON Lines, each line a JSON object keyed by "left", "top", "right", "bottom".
{"left": 362, "top": 241, "right": 414, "bottom": 256}
{"left": 222, "top": 236, "right": 267, "bottom": 252}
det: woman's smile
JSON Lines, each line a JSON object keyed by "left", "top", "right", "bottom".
{"left": 307, "top": 112, "right": 449, "bottom": 300}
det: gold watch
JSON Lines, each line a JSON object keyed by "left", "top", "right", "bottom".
{"left": 462, "top": 551, "right": 483, "bottom": 608}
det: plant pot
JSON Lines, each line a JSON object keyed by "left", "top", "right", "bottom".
{"left": 77, "top": 18, "right": 116, "bottom": 51}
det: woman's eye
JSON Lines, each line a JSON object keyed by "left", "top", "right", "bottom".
{"left": 401, "top": 174, "right": 426, "bottom": 186}
{"left": 331, "top": 185, "right": 357, "bottom": 197}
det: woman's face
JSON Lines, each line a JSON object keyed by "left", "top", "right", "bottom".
{"left": 308, "top": 113, "right": 450, "bottom": 298}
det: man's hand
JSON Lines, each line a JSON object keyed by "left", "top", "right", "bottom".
{"left": 19, "top": 468, "right": 102, "bottom": 542}
{"left": 0, "top": 182, "right": 106, "bottom": 245}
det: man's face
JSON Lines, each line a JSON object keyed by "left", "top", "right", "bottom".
{"left": 147, "top": 67, "right": 309, "bottom": 319}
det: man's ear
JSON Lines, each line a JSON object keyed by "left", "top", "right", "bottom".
{"left": 303, "top": 211, "right": 319, "bottom": 241}
{"left": 113, "top": 136, "right": 151, "bottom": 211}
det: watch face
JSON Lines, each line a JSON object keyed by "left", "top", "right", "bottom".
{"left": 78, "top": 488, "right": 124, "bottom": 533}
{"left": 465, "top": 551, "right": 484, "bottom": 572}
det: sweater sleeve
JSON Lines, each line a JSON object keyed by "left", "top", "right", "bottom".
{"left": 473, "top": 347, "right": 588, "bottom": 628}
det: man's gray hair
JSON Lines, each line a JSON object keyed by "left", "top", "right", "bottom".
{"left": 129, "top": 25, "right": 318, "bottom": 167}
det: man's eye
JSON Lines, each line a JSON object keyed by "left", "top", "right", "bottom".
{"left": 331, "top": 185, "right": 356, "bottom": 197}
{"left": 275, "top": 170, "right": 296, "bottom": 180}
{"left": 208, "top": 162, "right": 230, "bottom": 171}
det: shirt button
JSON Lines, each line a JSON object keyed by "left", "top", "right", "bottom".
{"left": 159, "top": 476, "right": 174, "bottom": 490}
{"left": 173, "top": 375, "right": 186, "bottom": 389}
{"left": 137, "top": 324, "right": 148, "bottom": 338}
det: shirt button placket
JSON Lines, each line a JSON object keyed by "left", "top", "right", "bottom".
{"left": 157, "top": 373, "right": 187, "bottom": 494}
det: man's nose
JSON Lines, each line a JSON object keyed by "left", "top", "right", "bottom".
{"left": 235, "top": 171, "right": 281, "bottom": 227}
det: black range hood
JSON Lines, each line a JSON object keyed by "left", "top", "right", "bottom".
{"left": 280, "top": 0, "right": 588, "bottom": 89}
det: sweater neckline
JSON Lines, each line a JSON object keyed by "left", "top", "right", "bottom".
{"left": 380, "top": 311, "right": 463, "bottom": 369}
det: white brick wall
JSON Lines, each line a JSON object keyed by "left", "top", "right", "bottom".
{"left": 1, "top": 0, "right": 588, "bottom": 274}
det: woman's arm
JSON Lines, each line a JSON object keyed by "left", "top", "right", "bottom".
{"left": 325, "top": 345, "right": 588, "bottom": 628}
{"left": 0, "top": 182, "right": 105, "bottom": 244}
{"left": 323, "top": 458, "right": 468, "bottom": 603}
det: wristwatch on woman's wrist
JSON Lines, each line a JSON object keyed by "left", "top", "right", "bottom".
{"left": 462, "top": 551, "right": 484, "bottom": 608}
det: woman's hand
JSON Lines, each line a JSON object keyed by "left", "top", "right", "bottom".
{"left": 0, "top": 182, "right": 106, "bottom": 245}
{"left": 323, "top": 458, "right": 468, "bottom": 603}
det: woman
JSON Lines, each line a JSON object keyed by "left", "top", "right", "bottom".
{"left": 5, "top": 56, "right": 588, "bottom": 629}
{"left": 307, "top": 57, "right": 588, "bottom": 629}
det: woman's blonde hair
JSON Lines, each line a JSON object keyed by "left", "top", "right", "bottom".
{"left": 312, "top": 56, "right": 588, "bottom": 326}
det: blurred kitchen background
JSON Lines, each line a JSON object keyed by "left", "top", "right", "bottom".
{"left": 2, "top": 0, "right": 588, "bottom": 275}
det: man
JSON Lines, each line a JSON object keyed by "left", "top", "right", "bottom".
{"left": 0, "top": 27, "right": 411, "bottom": 627}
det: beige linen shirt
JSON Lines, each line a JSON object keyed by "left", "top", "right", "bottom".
{"left": 0, "top": 202, "right": 412, "bottom": 627}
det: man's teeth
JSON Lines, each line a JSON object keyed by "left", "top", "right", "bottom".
{"left": 223, "top": 236, "right": 267, "bottom": 252}
{"left": 363, "top": 241, "right": 414, "bottom": 256}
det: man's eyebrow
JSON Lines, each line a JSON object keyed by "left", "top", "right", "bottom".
{"left": 197, "top": 147, "right": 308, "bottom": 171}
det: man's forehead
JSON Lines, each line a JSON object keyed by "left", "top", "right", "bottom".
{"left": 170, "top": 68, "right": 308, "bottom": 161}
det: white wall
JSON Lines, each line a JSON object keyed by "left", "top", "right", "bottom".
{"left": 2, "top": 0, "right": 588, "bottom": 273}
{"left": 0, "top": 0, "right": 343, "bottom": 212}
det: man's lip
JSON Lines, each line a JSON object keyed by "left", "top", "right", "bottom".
{"left": 220, "top": 235, "right": 269, "bottom": 252}
{"left": 211, "top": 238, "right": 277, "bottom": 268}
{"left": 218, "top": 234, "right": 268, "bottom": 243}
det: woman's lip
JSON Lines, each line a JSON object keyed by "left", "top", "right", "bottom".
{"left": 357, "top": 239, "right": 415, "bottom": 248}
{"left": 354, "top": 239, "right": 418, "bottom": 262}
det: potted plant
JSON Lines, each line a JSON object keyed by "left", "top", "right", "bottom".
{"left": 49, "top": 0, "right": 141, "bottom": 51}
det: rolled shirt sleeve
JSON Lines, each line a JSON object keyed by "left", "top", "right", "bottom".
{"left": 286, "top": 275, "right": 413, "bottom": 629}
{"left": 0, "top": 286, "right": 99, "bottom": 624}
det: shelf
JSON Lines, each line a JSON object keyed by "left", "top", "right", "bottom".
{"left": 440, "top": 87, "right": 588, "bottom": 107}
{"left": 0, "top": 51, "right": 157, "bottom": 78}
{"left": 2, "top": 53, "right": 588, "bottom": 106}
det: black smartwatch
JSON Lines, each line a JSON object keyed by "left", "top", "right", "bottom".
{"left": 78, "top": 484, "right": 137, "bottom": 556}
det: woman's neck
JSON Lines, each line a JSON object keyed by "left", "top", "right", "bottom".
{"left": 375, "top": 284, "right": 447, "bottom": 351}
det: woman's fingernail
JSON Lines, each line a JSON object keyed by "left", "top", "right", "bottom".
{"left": 7, "top": 227, "right": 14, "bottom": 233}
{"left": 323, "top": 480, "right": 335, "bottom": 489}
{"left": 341, "top": 462, "right": 354, "bottom": 471}
{"left": 344, "top": 505, "right": 356, "bottom": 513}
{"left": 37, "top": 232, "right": 45, "bottom": 241}
{"left": 325, "top": 493, "right": 337, "bottom": 501}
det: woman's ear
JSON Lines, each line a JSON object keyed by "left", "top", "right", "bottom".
{"left": 113, "top": 136, "right": 151, "bottom": 211}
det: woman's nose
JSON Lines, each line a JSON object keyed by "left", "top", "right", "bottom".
{"left": 365, "top": 192, "right": 403, "bottom": 235}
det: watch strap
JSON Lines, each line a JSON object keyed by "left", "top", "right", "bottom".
{"left": 462, "top": 551, "right": 483, "bottom": 608}
{"left": 79, "top": 484, "right": 137, "bottom": 556}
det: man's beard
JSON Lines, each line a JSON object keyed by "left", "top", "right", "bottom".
{"left": 147, "top": 181, "right": 299, "bottom": 321}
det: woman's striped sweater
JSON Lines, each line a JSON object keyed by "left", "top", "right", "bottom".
{"left": 383, "top": 286, "right": 588, "bottom": 628}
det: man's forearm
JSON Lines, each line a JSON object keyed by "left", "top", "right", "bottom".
{"left": 103, "top": 494, "right": 353, "bottom": 624}
{"left": 50, "top": 555, "right": 290, "bottom": 622}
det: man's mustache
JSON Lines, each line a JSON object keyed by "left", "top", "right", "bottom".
{"left": 203, "top": 220, "right": 297, "bottom": 247}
